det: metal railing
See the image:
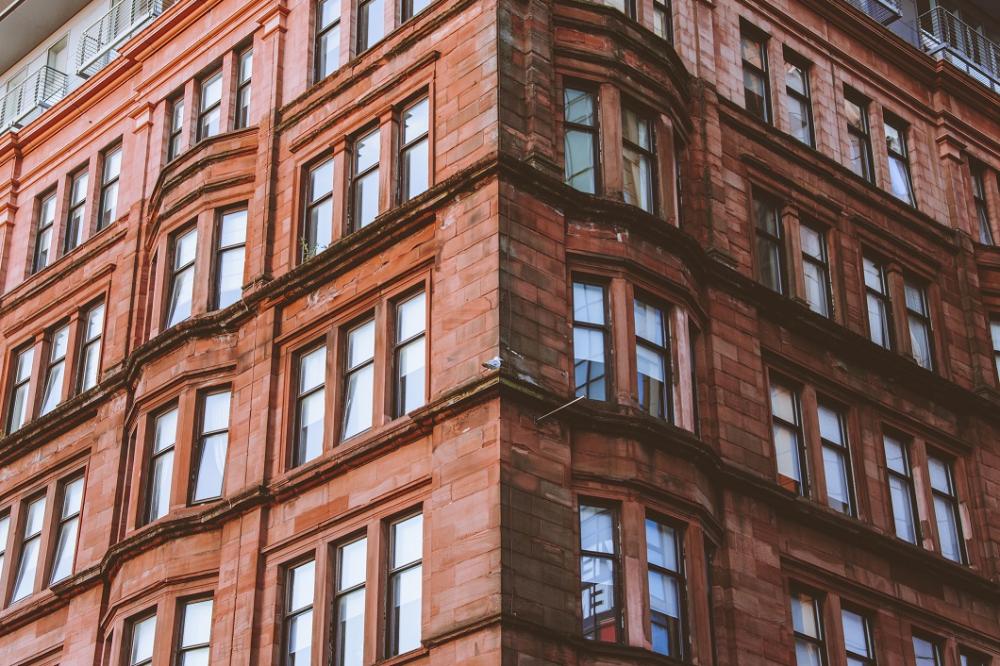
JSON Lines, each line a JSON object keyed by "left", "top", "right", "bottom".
{"left": 917, "top": 6, "right": 1000, "bottom": 95}
{"left": 843, "top": 0, "right": 901, "bottom": 26}
{"left": 0, "top": 66, "right": 69, "bottom": 132}
{"left": 77, "top": 0, "right": 170, "bottom": 78}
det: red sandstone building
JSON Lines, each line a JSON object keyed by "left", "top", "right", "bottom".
{"left": 0, "top": 0, "right": 997, "bottom": 663}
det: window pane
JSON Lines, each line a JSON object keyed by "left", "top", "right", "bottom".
{"left": 358, "top": 0, "right": 385, "bottom": 50}
{"left": 130, "top": 615, "right": 157, "bottom": 665}
{"left": 392, "top": 514, "right": 423, "bottom": 568}
{"left": 297, "top": 389, "right": 325, "bottom": 463}
{"left": 403, "top": 99, "right": 429, "bottom": 143}
{"left": 40, "top": 359, "right": 65, "bottom": 415}
{"left": 336, "top": 588, "right": 365, "bottom": 666}
{"left": 347, "top": 321, "right": 376, "bottom": 369}
{"left": 397, "top": 337, "right": 425, "bottom": 414}
{"left": 216, "top": 249, "right": 245, "bottom": 309}
{"left": 581, "top": 555, "right": 616, "bottom": 639}
{"left": 175, "top": 229, "right": 198, "bottom": 268}
{"left": 11, "top": 535, "right": 40, "bottom": 601}
{"left": 193, "top": 433, "right": 228, "bottom": 501}
{"left": 573, "top": 283, "right": 605, "bottom": 324}
{"left": 309, "top": 159, "right": 334, "bottom": 202}
{"left": 790, "top": 592, "right": 820, "bottom": 637}
{"left": 927, "top": 457, "right": 951, "bottom": 493}
{"left": 741, "top": 35, "right": 764, "bottom": 68}
{"left": 339, "top": 538, "right": 367, "bottom": 589}
{"left": 49, "top": 518, "right": 79, "bottom": 582}
{"left": 908, "top": 316, "right": 932, "bottom": 368}
{"left": 773, "top": 422, "right": 802, "bottom": 482}
{"left": 573, "top": 327, "right": 606, "bottom": 399}
{"left": 802, "top": 261, "right": 829, "bottom": 316}
{"left": 148, "top": 450, "right": 174, "bottom": 521}
{"left": 888, "top": 155, "right": 914, "bottom": 203}
{"left": 866, "top": 294, "right": 889, "bottom": 347}
{"left": 354, "top": 169, "right": 380, "bottom": 228}
{"left": 579, "top": 505, "right": 614, "bottom": 554}
{"left": 398, "top": 292, "right": 426, "bottom": 341}
{"left": 343, "top": 369, "right": 373, "bottom": 438}
{"left": 889, "top": 475, "right": 917, "bottom": 543}
{"left": 636, "top": 343, "right": 667, "bottom": 417}
{"left": 648, "top": 569, "right": 680, "bottom": 621}
{"left": 634, "top": 300, "right": 665, "bottom": 346}
{"left": 402, "top": 139, "right": 429, "bottom": 200}
{"left": 289, "top": 560, "right": 315, "bottom": 612}
{"left": 287, "top": 610, "right": 313, "bottom": 665}
{"left": 842, "top": 610, "right": 870, "bottom": 657}
{"left": 770, "top": 383, "right": 796, "bottom": 422}
{"left": 181, "top": 599, "right": 213, "bottom": 647}
{"left": 934, "top": 496, "right": 962, "bottom": 562}
{"left": 565, "top": 129, "right": 597, "bottom": 193}
{"left": 565, "top": 89, "right": 595, "bottom": 126}
{"left": 154, "top": 408, "right": 178, "bottom": 453}
{"left": 390, "top": 564, "right": 422, "bottom": 653}
{"left": 317, "top": 23, "right": 341, "bottom": 78}
{"left": 822, "top": 445, "right": 851, "bottom": 513}
{"left": 645, "top": 519, "right": 677, "bottom": 571}
{"left": 623, "top": 147, "right": 653, "bottom": 212}
{"left": 913, "top": 637, "right": 940, "bottom": 666}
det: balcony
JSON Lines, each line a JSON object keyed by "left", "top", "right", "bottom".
{"left": 0, "top": 65, "right": 68, "bottom": 132}
{"left": 77, "top": 0, "right": 170, "bottom": 78}
{"left": 917, "top": 6, "right": 1000, "bottom": 95}
{"left": 843, "top": 0, "right": 901, "bottom": 26}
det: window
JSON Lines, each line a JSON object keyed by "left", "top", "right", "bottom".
{"left": 652, "top": 0, "right": 672, "bottom": 42}
{"left": 342, "top": 319, "right": 375, "bottom": 440}
{"left": 356, "top": 0, "right": 385, "bottom": 53}
{"left": 39, "top": 323, "right": 69, "bottom": 416}
{"left": 64, "top": 168, "right": 89, "bottom": 252}
{"left": 884, "top": 116, "right": 915, "bottom": 205}
{"left": 883, "top": 434, "right": 919, "bottom": 544}
{"left": 841, "top": 609, "right": 875, "bottom": 666}
{"left": 78, "top": 303, "right": 105, "bottom": 392}
{"left": 904, "top": 279, "right": 933, "bottom": 370}
{"left": 6, "top": 345, "right": 34, "bottom": 434}
{"left": 800, "top": 223, "right": 830, "bottom": 316}
{"left": 572, "top": 282, "right": 608, "bottom": 400}
{"left": 784, "top": 53, "right": 814, "bottom": 146}
{"left": 234, "top": 46, "right": 253, "bottom": 129}
{"left": 741, "top": 27, "right": 771, "bottom": 123}
{"left": 284, "top": 559, "right": 315, "bottom": 666}
{"left": 927, "top": 455, "right": 965, "bottom": 563}
{"left": 293, "top": 345, "right": 326, "bottom": 467}
{"left": 402, "top": 0, "right": 430, "bottom": 22}
{"left": 972, "top": 161, "right": 992, "bottom": 244}
{"left": 9, "top": 495, "right": 45, "bottom": 603}
{"left": 167, "top": 93, "right": 185, "bottom": 161}
{"left": 213, "top": 208, "right": 247, "bottom": 309}
{"left": 789, "top": 590, "right": 824, "bottom": 666}
{"left": 387, "top": 512, "right": 423, "bottom": 657}
{"left": 960, "top": 650, "right": 990, "bottom": 666}
{"left": 564, "top": 88, "right": 599, "bottom": 194}
{"left": 351, "top": 128, "right": 381, "bottom": 230}
{"left": 818, "top": 402, "right": 853, "bottom": 515}
{"left": 32, "top": 190, "right": 57, "bottom": 274}
{"left": 646, "top": 518, "right": 683, "bottom": 658}
{"left": 191, "top": 390, "right": 231, "bottom": 503}
{"left": 394, "top": 292, "right": 426, "bottom": 416}
{"left": 177, "top": 598, "right": 213, "bottom": 663}
{"left": 844, "top": 90, "right": 874, "bottom": 183}
{"left": 98, "top": 144, "right": 122, "bottom": 230}
{"left": 49, "top": 475, "right": 84, "bottom": 584}
{"left": 579, "top": 503, "right": 621, "bottom": 642}
{"left": 165, "top": 227, "right": 198, "bottom": 328}
{"left": 0, "top": 512, "right": 8, "bottom": 575}
{"left": 314, "top": 0, "right": 341, "bottom": 80}
{"left": 143, "top": 406, "right": 177, "bottom": 524}
{"left": 770, "top": 381, "right": 807, "bottom": 494}
{"left": 127, "top": 614, "right": 157, "bottom": 666}
{"left": 913, "top": 635, "right": 942, "bottom": 666}
{"left": 333, "top": 537, "right": 366, "bottom": 666}
{"left": 753, "top": 194, "right": 785, "bottom": 293}
{"left": 621, "top": 105, "right": 655, "bottom": 213}
{"left": 197, "top": 69, "right": 224, "bottom": 140}
{"left": 302, "top": 157, "right": 334, "bottom": 259}
{"left": 635, "top": 298, "right": 670, "bottom": 420}
{"left": 399, "top": 97, "right": 430, "bottom": 202}
{"left": 863, "top": 257, "right": 892, "bottom": 349}
{"left": 991, "top": 319, "right": 1000, "bottom": 384}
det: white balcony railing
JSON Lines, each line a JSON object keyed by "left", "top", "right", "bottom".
{"left": 0, "top": 66, "right": 69, "bottom": 132}
{"left": 918, "top": 7, "right": 1000, "bottom": 95}
{"left": 77, "top": 0, "right": 170, "bottom": 78}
